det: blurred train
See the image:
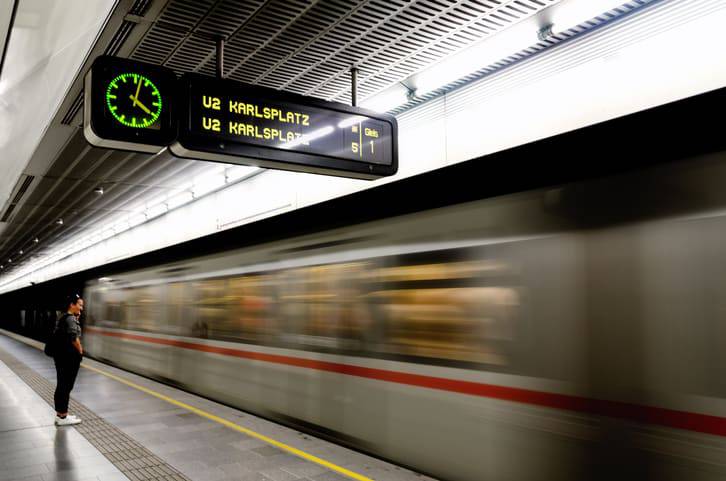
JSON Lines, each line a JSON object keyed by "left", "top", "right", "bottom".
{"left": 82, "top": 153, "right": 726, "bottom": 481}
{"left": 20, "top": 89, "right": 717, "bottom": 480}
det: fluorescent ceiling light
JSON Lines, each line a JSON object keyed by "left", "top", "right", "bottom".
{"left": 192, "top": 171, "right": 226, "bottom": 198}
{"left": 146, "top": 203, "right": 168, "bottom": 219}
{"left": 362, "top": 0, "right": 629, "bottom": 109}
{"left": 167, "top": 190, "right": 194, "bottom": 210}
{"left": 113, "top": 221, "right": 130, "bottom": 233}
{"left": 129, "top": 213, "right": 147, "bottom": 228}
{"left": 226, "top": 166, "right": 261, "bottom": 183}
{"left": 360, "top": 85, "right": 410, "bottom": 113}
{"left": 549, "top": 0, "right": 627, "bottom": 36}
{"left": 412, "top": 18, "right": 538, "bottom": 96}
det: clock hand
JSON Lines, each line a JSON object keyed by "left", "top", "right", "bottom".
{"left": 128, "top": 95, "right": 153, "bottom": 115}
{"left": 132, "top": 75, "right": 142, "bottom": 107}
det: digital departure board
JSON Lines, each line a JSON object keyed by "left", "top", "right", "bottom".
{"left": 170, "top": 74, "right": 398, "bottom": 179}
{"left": 84, "top": 56, "right": 177, "bottom": 153}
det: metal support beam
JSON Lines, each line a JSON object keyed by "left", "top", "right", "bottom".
{"left": 216, "top": 37, "right": 224, "bottom": 79}
{"left": 350, "top": 67, "right": 358, "bottom": 106}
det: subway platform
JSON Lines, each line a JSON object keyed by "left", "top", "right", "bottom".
{"left": 0, "top": 330, "right": 434, "bottom": 481}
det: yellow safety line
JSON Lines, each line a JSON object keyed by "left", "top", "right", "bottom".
{"left": 82, "top": 364, "right": 374, "bottom": 481}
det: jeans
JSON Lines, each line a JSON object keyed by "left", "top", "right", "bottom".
{"left": 53, "top": 353, "right": 81, "bottom": 413}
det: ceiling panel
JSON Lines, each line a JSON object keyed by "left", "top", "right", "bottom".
{"left": 0, "top": 0, "right": 649, "bottom": 278}
{"left": 128, "top": 0, "right": 564, "bottom": 103}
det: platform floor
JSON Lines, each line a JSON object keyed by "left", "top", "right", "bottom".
{"left": 0, "top": 331, "right": 434, "bottom": 481}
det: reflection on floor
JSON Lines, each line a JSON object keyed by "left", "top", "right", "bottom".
{"left": 0, "top": 358, "right": 126, "bottom": 481}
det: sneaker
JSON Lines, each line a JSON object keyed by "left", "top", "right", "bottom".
{"left": 55, "top": 415, "right": 82, "bottom": 426}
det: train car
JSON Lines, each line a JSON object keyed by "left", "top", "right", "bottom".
{"left": 83, "top": 153, "right": 726, "bottom": 481}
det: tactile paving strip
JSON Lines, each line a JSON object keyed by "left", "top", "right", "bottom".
{"left": 0, "top": 347, "right": 191, "bottom": 481}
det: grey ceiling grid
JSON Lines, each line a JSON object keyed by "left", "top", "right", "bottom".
{"left": 129, "top": 0, "right": 561, "bottom": 104}
{"left": 0, "top": 0, "right": 649, "bottom": 279}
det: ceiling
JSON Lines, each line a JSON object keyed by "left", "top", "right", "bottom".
{"left": 0, "top": 0, "right": 644, "bottom": 279}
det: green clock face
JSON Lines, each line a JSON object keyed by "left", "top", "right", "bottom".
{"left": 105, "top": 73, "right": 162, "bottom": 128}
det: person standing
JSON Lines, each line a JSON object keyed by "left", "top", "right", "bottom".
{"left": 53, "top": 294, "right": 84, "bottom": 426}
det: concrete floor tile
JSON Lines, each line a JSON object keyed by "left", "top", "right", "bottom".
{"left": 259, "top": 468, "right": 301, "bottom": 481}
{"left": 310, "top": 472, "right": 351, "bottom": 481}
{"left": 280, "top": 461, "right": 328, "bottom": 479}
{"left": 96, "top": 473, "right": 131, "bottom": 481}
{"left": 0, "top": 463, "right": 50, "bottom": 481}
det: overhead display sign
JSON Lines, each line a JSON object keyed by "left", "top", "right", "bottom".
{"left": 170, "top": 73, "right": 398, "bottom": 179}
{"left": 84, "top": 56, "right": 177, "bottom": 153}
{"left": 83, "top": 58, "right": 398, "bottom": 179}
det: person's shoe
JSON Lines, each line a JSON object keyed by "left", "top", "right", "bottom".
{"left": 55, "top": 415, "right": 81, "bottom": 426}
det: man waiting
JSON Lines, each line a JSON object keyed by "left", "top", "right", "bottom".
{"left": 53, "top": 294, "right": 84, "bottom": 426}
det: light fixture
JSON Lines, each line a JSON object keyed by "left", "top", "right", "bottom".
{"left": 7, "top": 259, "right": 11, "bottom": 263}
{"left": 18, "top": 250, "right": 23, "bottom": 255}
{"left": 129, "top": 213, "right": 147, "bottom": 228}
{"left": 117, "top": 219, "right": 131, "bottom": 231}
{"left": 547, "top": 0, "right": 627, "bottom": 37}
{"left": 145, "top": 203, "right": 168, "bottom": 220}
{"left": 362, "top": 0, "right": 628, "bottom": 110}
{"left": 100, "top": 229, "right": 114, "bottom": 241}
{"left": 94, "top": 186, "right": 104, "bottom": 195}
{"left": 167, "top": 190, "right": 194, "bottom": 210}
{"left": 360, "top": 85, "right": 410, "bottom": 113}
{"left": 191, "top": 170, "right": 227, "bottom": 198}
{"left": 225, "top": 166, "right": 261, "bottom": 183}
{"left": 412, "top": 18, "right": 538, "bottom": 97}
{"left": 56, "top": 218, "right": 63, "bottom": 225}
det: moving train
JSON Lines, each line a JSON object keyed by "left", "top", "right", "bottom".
{"left": 5, "top": 89, "right": 711, "bottom": 480}
{"left": 83, "top": 152, "right": 726, "bottom": 481}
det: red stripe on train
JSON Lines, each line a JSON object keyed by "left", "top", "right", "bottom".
{"left": 86, "top": 326, "right": 726, "bottom": 437}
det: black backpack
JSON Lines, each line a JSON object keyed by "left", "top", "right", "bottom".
{"left": 43, "top": 332, "right": 56, "bottom": 357}
{"left": 43, "top": 314, "right": 65, "bottom": 357}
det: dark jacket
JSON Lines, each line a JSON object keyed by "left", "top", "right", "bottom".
{"left": 54, "top": 313, "right": 82, "bottom": 358}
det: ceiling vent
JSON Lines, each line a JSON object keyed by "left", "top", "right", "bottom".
{"left": 60, "top": 0, "right": 154, "bottom": 126}
{"left": 60, "top": 92, "right": 84, "bottom": 126}
{"left": 1, "top": 175, "right": 35, "bottom": 222}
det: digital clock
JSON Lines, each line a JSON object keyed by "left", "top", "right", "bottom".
{"left": 84, "top": 56, "right": 177, "bottom": 153}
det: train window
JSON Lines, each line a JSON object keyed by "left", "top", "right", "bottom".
{"left": 89, "top": 287, "right": 122, "bottom": 328}
{"left": 167, "top": 282, "right": 195, "bottom": 335}
{"left": 193, "top": 278, "right": 230, "bottom": 340}
{"left": 124, "top": 285, "right": 163, "bottom": 332}
{"left": 333, "top": 261, "right": 379, "bottom": 350}
{"left": 227, "top": 275, "right": 275, "bottom": 343}
{"left": 277, "top": 262, "right": 376, "bottom": 351}
{"left": 369, "top": 258, "right": 519, "bottom": 365}
{"left": 121, "top": 287, "right": 137, "bottom": 329}
{"left": 85, "top": 290, "right": 98, "bottom": 326}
